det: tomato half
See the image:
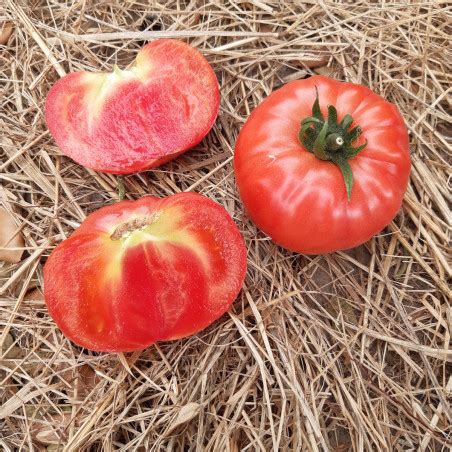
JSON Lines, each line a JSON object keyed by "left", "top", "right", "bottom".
{"left": 234, "top": 75, "right": 410, "bottom": 254}
{"left": 45, "top": 40, "right": 219, "bottom": 174}
{"left": 43, "top": 193, "right": 247, "bottom": 352}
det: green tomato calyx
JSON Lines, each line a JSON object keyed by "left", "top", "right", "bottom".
{"left": 299, "top": 88, "right": 367, "bottom": 200}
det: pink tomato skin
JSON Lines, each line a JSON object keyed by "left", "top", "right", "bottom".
{"left": 234, "top": 76, "right": 411, "bottom": 254}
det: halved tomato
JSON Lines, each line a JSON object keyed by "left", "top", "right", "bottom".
{"left": 43, "top": 193, "right": 247, "bottom": 352}
{"left": 45, "top": 40, "right": 219, "bottom": 174}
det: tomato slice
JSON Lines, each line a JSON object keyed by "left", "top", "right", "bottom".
{"left": 45, "top": 40, "right": 219, "bottom": 174}
{"left": 43, "top": 193, "right": 247, "bottom": 352}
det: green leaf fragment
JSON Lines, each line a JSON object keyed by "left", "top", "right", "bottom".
{"left": 346, "top": 140, "right": 367, "bottom": 158}
{"left": 327, "top": 105, "right": 337, "bottom": 126}
{"left": 312, "top": 87, "right": 323, "bottom": 120}
{"left": 340, "top": 114, "right": 353, "bottom": 131}
{"left": 348, "top": 125, "right": 362, "bottom": 143}
{"left": 313, "top": 120, "right": 330, "bottom": 160}
{"left": 331, "top": 155, "right": 353, "bottom": 200}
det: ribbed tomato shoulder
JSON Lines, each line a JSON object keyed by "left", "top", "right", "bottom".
{"left": 234, "top": 76, "right": 410, "bottom": 254}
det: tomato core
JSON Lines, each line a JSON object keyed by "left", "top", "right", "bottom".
{"left": 110, "top": 216, "right": 156, "bottom": 241}
{"left": 299, "top": 90, "right": 367, "bottom": 200}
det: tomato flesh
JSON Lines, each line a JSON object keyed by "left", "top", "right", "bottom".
{"left": 45, "top": 40, "right": 219, "bottom": 174}
{"left": 234, "top": 76, "right": 410, "bottom": 254}
{"left": 43, "top": 193, "right": 247, "bottom": 352}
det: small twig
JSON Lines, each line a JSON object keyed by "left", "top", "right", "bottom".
{"left": 117, "top": 176, "right": 126, "bottom": 201}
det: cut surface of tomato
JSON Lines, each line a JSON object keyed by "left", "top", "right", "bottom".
{"left": 46, "top": 40, "right": 219, "bottom": 174}
{"left": 44, "top": 193, "right": 247, "bottom": 352}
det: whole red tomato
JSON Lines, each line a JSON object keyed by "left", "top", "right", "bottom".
{"left": 46, "top": 40, "right": 219, "bottom": 174}
{"left": 44, "top": 193, "right": 247, "bottom": 352}
{"left": 234, "top": 75, "right": 410, "bottom": 254}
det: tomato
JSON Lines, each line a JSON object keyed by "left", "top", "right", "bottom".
{"left": 45, "top": 40, "right": 219, "bottom": 174}
{"left": 234, "top": 75, "right": 410, "bottom": 254}
{"left": 43, "top": 193, "right": 247, "bottom": 352}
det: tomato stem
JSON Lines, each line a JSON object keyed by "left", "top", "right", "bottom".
{"left": 117, "top": 176, "right": 125, "bottom": 201}
{"left": 299, "top": 88, "right": 367, "bottom": 200}
{"left": 326, "top": 133, "right": 344, "bottom": 150}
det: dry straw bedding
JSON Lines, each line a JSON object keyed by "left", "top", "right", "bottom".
{"left": 0, "top": 1, "right": 451, "bottom": 451}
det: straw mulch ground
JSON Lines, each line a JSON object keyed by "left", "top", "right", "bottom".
{"left": 1, "top": 1, "right": 450, "bottom": 451}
